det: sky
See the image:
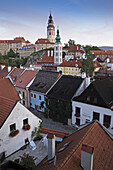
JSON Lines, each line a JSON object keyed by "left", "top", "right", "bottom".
{"left": 0, "top": 0, "right": 113, "bottom": 46}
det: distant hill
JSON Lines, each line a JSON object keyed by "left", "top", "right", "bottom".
{"left": 99, "top": 46, "right": 113, "bottom": 51}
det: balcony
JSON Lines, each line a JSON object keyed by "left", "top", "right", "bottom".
{"left": 9, "top": 130, "right": 19, "bottom": 137}
{"left": 74, "top": 113, "right": 80, "bottom": 117}
{"left": 23, "top": 124, "right": 31, "bottom": 131}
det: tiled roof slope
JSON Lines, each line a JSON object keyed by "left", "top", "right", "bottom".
{"left": 47, "top": 75, "right": 84, "bottom": 101}
{"left": 0, "top": 66, "right": 14, "bottom": 79}
{"left": 0, "top": 78, "right": 20, "bottom": 101}
{"left": 15, "top": 70, "right": 38, "bottom": 88}
{"left": 29, "top": 70, "right": 61, "bottom": 93}
{"left": 73, "top": 77, "right": 113, "bottom": 109}
{"left": 0, "top": 96, "right": 16, "bottom": 128}
{"left": 59, "top": 60, "right": 81, "bottom": 67}
{"left": 40, "top": 128, "right": 70, "bottom": 138}
{"left": 8, "top": 67, "right": 25, "bottom": 81}
{"left": 68, "top": 45, "right": 85, "bottom": 53}
{"left": 36, "top": 121, "right": 113, "bottom": 170}
{"left": 35, "top": 38, "right": 50, "bottom": 44}
{"left": 91, "top": 50, "right": 113, "bottom": 55}
{"left": 35, "top": 51, "right": 54, "bottom": 64}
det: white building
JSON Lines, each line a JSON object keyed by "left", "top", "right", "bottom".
{"left": 54, "top": 29, "right": 62, "bottom": 65}
{"left": 0, "top": 98, "right": 41, "bottom": 158}
{"left": 72, "top": 77, "right": 113, "bottom": 130}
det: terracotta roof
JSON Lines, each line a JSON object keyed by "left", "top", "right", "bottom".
{"left": 15, "top": 70, "right": 38, "bottom": 88}
{"left": 8, "top": 67, "right": 25, "bottom": 81}
{"left": 91, "top": 50, "right": 113, "bottom": 55}
{"left": 40, "top": 128, "right": 70, "bottom": 138}
{"left": 93, "top": 61, "right": 102, "bottom": 68}
{"left": 68, "top": 45, "right": 85, "bottom": 53}
{"left": 0, "top": 96, "right": 16, "bottom": 128}
{"left": 36, "top": 121, "right": 113, "bottom": 170}
{"left": 35, "top": 38, "right": 50, "bottom": 44}
{"left": 0, "top": 66, "right": 14, "bottom": 79}
{"left": 26, "top": 40, "right": 30, "bottom": 43}
{"left": 0, "top": 78, "right": 20, "bottom": 101}
{"left": 0, "top": 37, "right": 26, "bottom": 44}
{"left": 35, "top": 51, "right": 54, "bottom": 64}
{"left": 58, "top": 60, "right": 81, "bottom": 67}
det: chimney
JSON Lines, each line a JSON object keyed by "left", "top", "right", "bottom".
{"left": 81, "top": 144, "right": 94, "bottom": 170}
{"left": 82, "top": 72, "right": 86, "bottom": 79}
{"left": 1, "top": 65, "right": 5, "bottom": 70}
{"left": 47, "top": 133, "right": 55, "bottom": 161}
{"left": 8, "top": 66, "right": 11, "bottom": 72}
{"left": 48, "top": 50, "right": 50, "bottom": 57}
{"left": 86, "top": 77, "right": 90, "bottom": 88}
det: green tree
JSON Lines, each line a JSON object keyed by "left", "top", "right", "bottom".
{"left": 80, "top": 54, "right": 94, "bottom": 77}
{"left": 20, "top": 153, "right": 35, "bottom": 169}
{"left": 7, "top": 49, "right": 17, "bottom": 58}
{"left": 84, "top": 45, "right": 101, "bottom": 55}
{"left": 68, "top": 39, "right": 75, "bottom": 46}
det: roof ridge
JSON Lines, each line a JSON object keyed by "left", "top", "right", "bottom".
{"left": 57, "top": 121, "right": 97, "bottom": 169}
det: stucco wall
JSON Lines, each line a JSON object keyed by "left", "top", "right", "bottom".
{"left": 0, "top": 102, "right": 41, "bottom": 157}
{"left": 72, "top": 101, "right": 113, "bottom": 128}
{"left": 30, "top": 91, "right": 45, "bottom": 112}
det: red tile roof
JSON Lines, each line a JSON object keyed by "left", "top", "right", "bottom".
{"left": 8, "top": 67, "right": 25, "bottom": 81}
{"left": 0, "top": 78, "right": 20, "bottom": 101}
{"left": 91, "top": 50, "right": 113, "bottom": 55}
{"left": 68, "top": 45, "right": 85, "bottom": 53}
{"left": 40, "top": 128, "right": 70, "bottom": 138}
{"left": 0, "top": 66, "right": 14, "bottom": 79}
{"left": 59, "top": 60, "right": 81, "bottom": 67}
{"left": 93, "top": 61, "right": 102, "bottom": 68}
{"left": 0, "top": 96, "right": 16, "bottom": 128}
{"left": 15, "top": 70, "right": 38, "bottom": 88}
{"left": 36, "top": 121, "right": 113, "bottom": 170}
{"left": 35, "top": 51, "right": 54, "bottom": 64}
{"left": 35, "top": 38, "right": 50, "bottom": 44}
{"left": 0, "top": 37, "right": 26, "bottom": 44}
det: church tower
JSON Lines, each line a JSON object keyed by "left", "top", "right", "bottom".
{"left": 54, "top": 28, "right": 62, "bottom": 65}
{"left": 47, "top": 12, "right": 55, "bottom": 43}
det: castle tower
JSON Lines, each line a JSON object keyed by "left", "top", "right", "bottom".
{"left": 54, "top": 28, "right": 62, "bottom": 65}
{"left": 47, "top": 12, "right": 55, "bottom": 43}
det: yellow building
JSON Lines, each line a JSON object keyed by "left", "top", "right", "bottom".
{"left": 57, "top": 60, "right": 81, "bottom": 76}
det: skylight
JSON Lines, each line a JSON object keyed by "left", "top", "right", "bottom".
{"left": 57, "top": 141, "right": 72, "bottom": 153}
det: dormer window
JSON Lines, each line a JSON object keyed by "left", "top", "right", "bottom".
{"left": 86, "top": 96, "right": 90, "bottom": 102}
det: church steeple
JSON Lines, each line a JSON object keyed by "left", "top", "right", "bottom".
{"left": 54, "top": 28, "right": 62, "bottom": 65}
{"left": 55, "top": 28, "right": 61, "bottom": 43}
{"left": 47, "top": 11, "right": 55, "bottom": 43}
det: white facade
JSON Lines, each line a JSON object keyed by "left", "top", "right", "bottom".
{"left": 0, "top": 102, "right": 41, "bottom": 157}
{"left": 54, "top": 43, "right": 62, "bottom": 65}
{"left": 72, "top": 101, "right": 113, "bottom": 129}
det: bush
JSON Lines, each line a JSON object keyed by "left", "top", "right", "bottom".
{"left": 20, "top": 153, "right": 35, "bottom": 169}
{"left": 14, "top": 158, "right": 20, "bottom": 164}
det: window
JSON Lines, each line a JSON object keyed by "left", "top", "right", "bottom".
{"left": 56, "top": 47, "right": 58, "bottom": 50}
{"left": 39, "top": 96, "right": 41, "bottom": 100}
{"left": 93, "top": 112, "right": 100, "bottom": 121}
{"left": 86, "top": 96, "right": 90, "bottom": 102}
{"left": 35, "top": 104, "right": 38, "bottom": 110}
{"left": 31, "top": 93, "right": 33, "bottom": 97}
{"left": 56, "top": 52, "right": 58, "bottom": 56}
{"left": 23, "top": 100, "right": 25, "bottom": 105}
{"left": 34, "top": 94, "right": 36, "bottom": 98}
{"left": 76, "top": 118, "right": 80, "bottom": 126}
{"left": 75, "top": 107, "right": 80, "bottom": 114}
{"left": 25, "top": 138, "right": 29, "bottom": 144}
{"left": 94, "top": 97, "right": 97, "bottom": 103}
{"left": 23, "top": 118, "right": 28, "bottom": 125}
{"left": 23, "top": 92, "right": 25, "bottom": 99}
{"left": 10, "top": 123, "right": 16, "bottom": 132}
{"left": 19, "top": 91, "right": 21, "bottom": 94}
